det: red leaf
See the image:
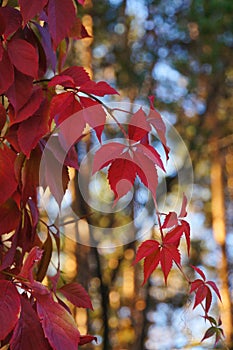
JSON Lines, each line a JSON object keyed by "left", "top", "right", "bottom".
{"left": 0, "top": 144, "right": 18, "bottom": 205}
{"left": 79, "top": 97, "right": 107, "bottom": 141}
{"left": 18, "top": 100, "right": 50, "bottom": 157}
{"left": 128, "top": 108, "right": 150, "bottom": 141}
{"left": 6, "top": 69, "right": 33, "bottom": 112}
{"left": 134, "top": 240, "right": 160, "bottom": 264}
{"left": 10, "top": 296, "right": 51, "bottom": 350}
{"left": 148, "top": 96, "right": 170, "bottom": 160}
{"left": 0, "top": 42, "right": 3, "bottom": 61}
{"left": 133, "top": 151, "right": 158, "bottom": 203}
{"left": 162, "top": 212, "right": 178, "bottom": 229}
{"left": 36, "top": 294, "right": 80, "bottom": 350}
{"left": 5, "top": 124, "right": 20, "bottom": 152}
{"left": 137, "top": 143, "right": 165, "bottom": 171}
{"left": 0, "top": 103, "right": 6, "bottom": 130}
{"left": 63, "top": 147, "right": 79, "bottom": 169}
{"left": 92, "top": 142, "right": 126, "bottom": 174}
{"left": 0, "top": 198, "right": 20, "bottom": 235}
{"left": 205, "top": 289, "right": 212, "bottom": 314}
{"left": 143, "top": 249, "right": 161, "bottom": 284}
{"left": 191, "top": 265, "right": 206, "bottom": 280}
{"left": 80, "top": 80, "right": 118, "bottom": 96}
{"left": 40, "top": 148, "right": 70, "bottom": 205}
{"left": 56, "top": 112, "right": 86, "bottom": 156}
{"left": 0, "top": 50, "right": 14, "bottom": 94}
{"left": 179, "top": 193, "right": 188, "bottom": 217}
{"left": 60, "top": 66, "right": 90, "bottom": 86}
{"left": 8, "top": 38, "right": 39, "bottom": 77}
{"left": 42, "top": 135, "right": 79, "bottom": 171}
{"left": 163, "top": 225, "right": 184, "bottom": 246}
{"left": 50, "top": 92, "right": 82, "bottom": 125}
{"left": 79, "top": 335, "right": 98, "bottom": 345}
{"left": 206, "top": 281, "right": 222, "bottom": 302}
{"left": 47, "top": 0, "right": 76, "bottom": 48}
{"left": 190, "top": 279, "right": 203, "bottom": 294}
{"left": 0, "top": 6, "right": 22, "bottom": 39}
{"left": 108, "top": 157, "right": 137, "bottom": 202}
{"left": 18, "top": 246, "right": 43, "bottom": 282}
{"left": 48, "top": 74, "right": 75, "bottom": 88}
{"left": 0, "top": 280, "right": 20, "bottom": 340}
{"left": 135, "top": 236, "right": 181, "bottom": 284}
{"left": 160, "top": 244, "right": 180, "bottom": 284}
{"left": 134, "top": 240, "right": 160, "bottom": 284}
{"left": 180, "top": 219, "right": 190, "bottom": 254}
{"left": 11, "top": 87, "right": 44, "bottom": 125}
{"left": 18, "top": 0, "right": 48, "bottom": 24}
{"left": 193, "top": 284, "right": 209, "bottom": 309}
{"left": 58, "top": 283, "right": 93, "bottom": 309}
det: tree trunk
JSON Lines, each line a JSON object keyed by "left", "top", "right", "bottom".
{"left": 210, "top": 139, "right": 233, "bottom": 347}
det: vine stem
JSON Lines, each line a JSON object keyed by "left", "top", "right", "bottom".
{"left": 175, "top": 261, "right": 191, "bottom": 284}
{"left": 154, "top": 202, "right": 164, "bottom": 240}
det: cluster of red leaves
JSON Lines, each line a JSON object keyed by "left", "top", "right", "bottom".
{"left": 0, "top": 247, "right": 96, "bottom": 349}
{"left": 134, "top": 196, "right": 223, "bottom": 343}
{"left": 0, "top": 0, "right": 117, "bottom": 348}
{"left": 93, "top": 97, "right": 169, "bottom": 204}
{"left": 134, "top": 195, "right": 190, "bottom": 284}
{"left": 0, "top": 0, "right": 224, "bottom": 348}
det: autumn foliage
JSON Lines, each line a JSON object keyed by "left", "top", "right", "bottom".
{"left": 0, "top": 0, "right": 224, "bottom": 348}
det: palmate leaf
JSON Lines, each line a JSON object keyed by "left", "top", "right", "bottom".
{"left": 134, "top": 231, "right": 182, "bottom": 285}
{"left": 92, "top": 106, "right": 167, "bottom": 204}
{"left": 190, "top": 266, "right": 222, "bottom": 314}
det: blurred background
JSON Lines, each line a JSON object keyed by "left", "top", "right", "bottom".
{"left": 43, "top": 0, "right": 233, "bottom": 349}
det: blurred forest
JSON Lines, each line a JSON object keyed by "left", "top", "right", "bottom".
{"left": 44, "top": 0, "right": 233, "bottom": 349}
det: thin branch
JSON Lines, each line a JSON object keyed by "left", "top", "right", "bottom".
{"left": 78, "top": 91, "right": 129, "bottom": 139}
{"left": 33, "top": 78, "right": 51, "bottom": 84}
